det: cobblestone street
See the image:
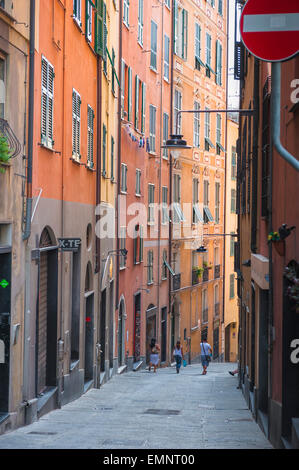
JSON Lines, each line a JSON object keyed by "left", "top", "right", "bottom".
{"left": 0, "top": 363, "right": 272, "bottom": 449}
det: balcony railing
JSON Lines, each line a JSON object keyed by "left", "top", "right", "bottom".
{"left": 192, "top": 269, "right": 200, "bottom": 286}
{"left": 172, "top": 273, "right": 181, "bottom": 291}
{"left": 214, "top": 264, "right": 220, "bottom": 279}
{"left": 214, "top": 302, "right": 220, "bottom": 317}
{"left": 203, "top": 267, "right": 209, "bottom": 282}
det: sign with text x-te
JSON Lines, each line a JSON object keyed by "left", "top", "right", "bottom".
{"left": 240, "top": 0, "right": 299, "bottom": 62}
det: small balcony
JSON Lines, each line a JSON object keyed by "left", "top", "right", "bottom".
{"left": 214, "top": 264, "right": 220, "bottom": 279}
{"left": 214, "top": 302, "right": 220, "bottom": 317}
{"left": 192, "top": 269, "right": 200, "bottom": 286}
{"left": 203, "top": 267, "right": 209, "bottom": 283}
{"left": 172, "top": 273, "right": 181, "bottom": 291}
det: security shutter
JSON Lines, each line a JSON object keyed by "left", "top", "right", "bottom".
{"left": 38, "top": 252, "right": 48, "bottom": 395}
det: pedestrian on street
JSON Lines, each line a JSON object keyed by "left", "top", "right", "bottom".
{"left": 173, "top": 340, "right": 184, "bottom": 374}
{"left": 229, "top": 368, "right": 238, "bottom": 376}
{"left": 200, "top": 338, "right": 212, "bottom": 375}
{"left": 149, "top": 338, "right": 160, "bottom": 373}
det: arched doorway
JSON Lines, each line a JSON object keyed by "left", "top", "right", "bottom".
{"left": 146, "top": 304, "right": 157, "bottom": 364}
{"left": 37, "top": 227, "right": 58, "bottom": 396}
{"left": 118, "top": 297, "right": 126, "bottom": 367}
{"left": 84, "top": 262, "right": 94, "bottom": 384}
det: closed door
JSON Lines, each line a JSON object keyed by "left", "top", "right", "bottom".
{"left": 38, "top": 252, "right": 48, "bottom": 394}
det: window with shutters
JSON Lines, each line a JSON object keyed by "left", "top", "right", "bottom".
{"left": 87, "top": 105, "right": 94, "bottom": 168}
{"left": 162, "top": 113, "right": 169, "bottom": 159}
{"left": 173, "top": 174, "right": 185, "bottom": 223}
{"left": 203, "top": 180, "right": 214, "bottom": 223}
{"left": 173, "top": 3, "right": 188, "bottom": 60}
{"left": 207, "top": 0, "right": 215, "bottom": 7}
{"left": 165, "top": 0, "right": 170, "bottom": 8}
{"left": 121, "top": 163, "right": 127, "bottom": 193}
{"left": 162, "top": 186, "right": 169, "bottom": 224}
{"left": 73, "top": 0, "right": 82, "bottom": 26}
{"left": 147, "top": 250, "right": 154, "bottom": 284}
{"left": 102, "top": 3, "right": 108, "bottom": 76}
{"left": 149, "top": 105, "right": 156, "bottom": 153}
{"left": 41, "top": 57, "right": 54, "bottom": 149}
{"left": 193, "top": 101, "right": 200, "bottom": 148}
{"left": 231, "top": 189, "right": 236, "bottom": 213}
{"left": 215, "top": 182, "right": 220, "bottom": 224}
{"left": 133, "top": 224, "right": 140, "bottom": 265}
{"left": 164, "top": 34, "right": 170, "bottom": 81}
{"left": 95, "top": 1, "right": 104, "bottom": 57}
{"left": 174, "top": 89, "right": 182, "bottom": 134}
{"left": 229, "top": 273, "right": 235, "bottom": 299}
{"left": 205, "top": 33, "right": 215, "bottom": 78}
{"left": 121, "top": 62, "right": 132, "bottom": 122}
{"left": 86, "top": 0, "right": 93, "bottom": 41}
{"left": 193, "top": 178, "right": 203, "bottom": 224}
{"left": 218, "top": 0, "right": 223, "bottom": 16}
{"left": 134, "top": 75, "right": 143, "bottom": 132}
{"left": 216, "top": 113, "right": 225, "bottom": 154}
{"left": 72, "top": 89, "right": 81, "bottom": 160}
{"left": 230, "top": 233, "right": 235, "bottom": 257}
{"left": 139, "top": 225, "right": 144, "bottom": 263}
{"left": 195, "top": 23, "right": 204, "bottom": 70}
{"left": 123, "top": 0, "right": 129, "bottom": 27}
{"left": 120, "top": 227, "right": 126, "bottom": 269}
{"left": 215, "top": 40, "right": 222, "bottom": 85}
{"left": 136, "top": 169, "right": 141, "bottom": 196}
{"left": 202, "top": 289, "right": 208, "bottom": 324}
{"left": 141, "top": 82, "right": 146, "bottom": 134}
{"left": 148, "top": 184, "right": 155, "bottom": 224}
{"left": 150, "top": 20, "right": 158, "bottom": 71}
{"left": 138, "top": 0, "right": 143, "bottom": 46}
{"left": 204, "top": 109, "right": 215, "bottom": 151}
{"left": 111, "top": 48, "right": 116, "bottom": 95}
{"left": 231, "top": 146, "right": 237, "bottom": 179}
{"left": 102, "top": 123, "right": 107, "bottom": 176}
{"left": 162, "top": 249, "right": 168, "bottom": 280}
{"left": 111, "top": 136, "right": 114, "bottom": 180}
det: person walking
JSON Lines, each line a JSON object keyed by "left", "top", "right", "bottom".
{"left": 173, "top": 340, "right": 184, "bottom": 374}
{"left": 149, "top": 338, "right": 160, "bottom": 373}
{"left": 200, "top": 338, "right": 212, "bottom": 375}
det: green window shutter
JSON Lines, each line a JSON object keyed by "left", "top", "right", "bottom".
{"left": 141, "top": 82, "right": 146, "bottom": 134}
{"left": 139, "top": 226, "right": 143, "bottom": 262}
{"left": 111, "top": 136, "right": 114, "bottom": 179}
{"left": 128, "top": 66, "right": 132, "bottom": 122}
{"left": 135, "top": 75, "right": 139, "bottom": 130}
{"left": 102, "top": 124, "right": 106, "bottom": 175}
{"left": 112, "top": 48, "right": 115, "bottom": 94}
{"left": 150, "top": 21, "right": 157, "bottom": 70}
{"left": 95, "top": 2, "right": 104, "bottom": 57}
{"left": 182, "top": 9, "right": 188, "bottom": 60}
{"left": 174, "top": 0, "right": 178, "bottom": 55}
{"left": 103, "top": 2, "right": 108, "bottom": 73}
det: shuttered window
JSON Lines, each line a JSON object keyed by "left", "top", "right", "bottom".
{"left": 162, "top": 186, "right": 169, "bottom": 224}
{"left": 173, "top": 174, "right": 185, "bottom": 223}
{"left": 120, "top": 227, "right": 126, "bottom": 269}
{"left": 138, "top": 0, "right": 143, "bottom": 46}
{"left": 128, "top": 66, "right": 132, "bottom": 122}
{"left": 174, "top": 89, "right": 182, "bottom": 134}
{"left": 95, "top": 1, "right": 104, "bottom": 57}
{"left": 193, "top": 178, "right": 203, "bottom": 224}
{"left": 231, "top": 189, "right": 236, "bottom": 213}
{"left": 148, "top": 184, "right": 155, "bottom": 223}
{"left": 123, "top": 0, "right": 129, "bottom": 27}
{"left": 141, "top": 82, "right": 146, "bottom": 134}
{"left": 215, "top": 182, "right": 220, "bottom": 224}
{"left": 215, "top": 40, "right": 222, "bottom": 85}
{"left": 111, "top": 136, "right": 114, "bottom": 180}
{"left": 195, "top": 23, "right": 204, "bottom": 70}
{"left": 121, "top": 163, "right": 127, "bottom": 193}
{"left": 231, "top": 146, "right": 237, "bottom": 179}
{"left": 147, "top": 250, "right": 154, "bottom": 284}
{"left": 162, "top": 112, "right": 169, "bottom": 159}
{"left": 103, "top": 2, "right": 108, "bottom": 75}
{"left": 194, "top": 101, "right": 200, "bottom": 148}
{"left": 149, "top": 105, "right": 156, "bottom": 153}
{"left": 174, "top": 0, "right": 179, "bottom": 55}
{"left": 72, "top": 89, "right": 81, "bottom": 159}
{"left": 206, "top": 33, "right": 214, "bottom": 78}
{"left": 150, "top": 20, "right": 158, "bottom": 71}
{"left": 230, "top": 274, "right": 235, "bottom": 299}
{"left": 86, "top": 0, "right": 93, "bottom": 41}
{"left": 87, "top": 105, "right": 94, "bottom": 167}
{"left": 102, "top": 123, "right": 107, "bottom": 175}
{"left": 135, "top": 75, "right": 140, "bottom": 130}
{"left": 136, "top": 169, "right": 141, "bottom": 195}
{"left": 164, "top": 35, "right": 170, "bottom": 81}
{"left": 41, "top": 57, "right": 54, "bottom": 148}
{"left": 73, "top": 0, "right": 81, "bottom": 25}
{"left": 218, "top": 0, "right": 223, "bottom": 16}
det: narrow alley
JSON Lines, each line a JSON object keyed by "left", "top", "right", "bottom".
{"left": 0, "top": 363, "right": 272, "bottom": 450}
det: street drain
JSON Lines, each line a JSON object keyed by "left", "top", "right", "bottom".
{"left": 226, "top": 418, "right": 253, "bottom": 422}
{"left": 28, "top": 431, "right": 58, "bottom": 435}
{"left": 144, "top": 409, "right": 181, "bottom": 416}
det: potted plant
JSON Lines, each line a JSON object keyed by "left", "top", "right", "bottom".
{"left": 0, "top": 133, "right": 12, "bottom": 173}
{"left": 195, "top": 267, "right": 204, "bottom": 277}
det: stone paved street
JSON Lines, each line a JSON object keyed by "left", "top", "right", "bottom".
{"left": 0, "top": 362, "right": 272, "bottom": 449}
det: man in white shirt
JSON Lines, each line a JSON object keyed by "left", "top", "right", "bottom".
{"left": 200, "top": 338, "right": 212, "bottom": 375}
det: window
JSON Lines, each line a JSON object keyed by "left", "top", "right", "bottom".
{"left": 72, "top": 89, "right": 81, "bottom": 159}
{"left": 162, "top": 250, "right": 168, "bottom": 280}
{"left": 164, "top": 35, "right": 170, "bottom": 81}
{"left": 102, "top": 123, "right": 107, "bottom": 175}
{"left": 204, "top": 180, "right": 214, "bottom": 223}
{"left": 174, "top": 2, "right": 188, "bottom": 60}
{"left": 133, "top": 224, "right": 144, "bottom": 264}
{"left": 193, "top": 101, "right": 200, "bottom": 148}
{"left": 150, "top": 20, "right": 158, "bottom": 71}
{"left": 195, "top": 23, "right": 203, "bottom": 70}
{"left": 120, "top": 227, "right": 126, "bottom": 269}
{"left": 149, "top": 105, "right": 156, "bottom": 153}
{"left": 231, "top": 189, "right": 236, "bottom": 213}
{"left": 218, "top": 0, "right": 223, "bottom": 16}
{"left": 41, "top": 57, "right": 54, "bottom": 148}
{"left": 162, "top": 113, "right": 169, "bottom": 159}
{"left": 204, "top": 109, "right": 215, "bottom": 151}
{"left": 230, "top": 274, "right": 235, "bottom": 299}
{"left": 139, "top": 225, "right": 144, "bottom": 262}
{"left": 138, "top": 0, "right": 143, "bottom": 46}
{"left": 121, "top": 62, "right": 132, "bottom": 121}
{"left": 202, "top": 290, "right": 208, "bottom": 324}
{"left": 111, "top": 49, "right": 116, "bottom": 94}
{"left": 102, "top": 3, "right": 108, "bottom": 75}
{"left": 162, "top": 186, "right": 169, "bottom": 224}
{"left": 111, "top": 136, "right": 114, "bottom": 180}
{"left": 148, "top": 184, "right": 155, "bottom": 223}
{"left": 136, "top": 169, "right": 141, "bottom": 196}
{"left": 205, "top": 33, "right": 214, "bottom": 78}
{"left": 230, "top": 233, "right": 235, "bottom": 257}
{"left": 127, "top": 66, "right": 132, "bottom": 121}
{"left": 0, "top": 57, "right": 5, "bottom": 118}
{"left": 207, "top": 0, "right": 215, "bottom": 7}
{"left": 215, "top": 40, "right": 223, "bottom": 85}
{"left": 141, "top": 82, "right": 146, "bottom": 134}
{"left": 73, "top": 0, "right": 81, "bottom": 25}
{"left": 216, "top": 113, "right": 224, "bottom": 155}
{"left": 231, "top": 146, "right": 237, "bottom": 179}
{"left": 193, "top": 178, "right": 203, "bottom": 223}
{"left": 215, "top": 182, "right": 220, "bottom": 224}
{"left": 134, "top": 76, "right": 145, "bottom": 132}
{"left": 121, "top": 163, "right": 127, "bottom": 193}
{"left": 135, "top": 75, "right": 140, "bottom": 130}
{"left": 147, "top": 250, "right": 154, "bottom": 284}
{"left": 173, "top": 174, "right": 185, "bottom": 223}
{"left": 87, "top": 105, "right": 94, "bottom": 168}
{"left": 174, "top": 89, "right": 182, "bottom": 134}
{"left": 165, "top": 0, "right": 170, "bottom": 8}
{"left": 86, "top": 0, "right": 93, "bottom": 41}
{"left": 123, "top": 0, "right": 129, "bottom": 27}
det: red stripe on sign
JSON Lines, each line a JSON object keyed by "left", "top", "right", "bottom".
{"left": 86, "top": 317, "right": 91, "bottom": 323}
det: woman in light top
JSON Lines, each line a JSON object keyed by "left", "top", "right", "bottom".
{"left": 173, "top": 340, "right": 184, "bottom": 374}
{"left": 149, "top": 338, "right": 160, "bottom": 373}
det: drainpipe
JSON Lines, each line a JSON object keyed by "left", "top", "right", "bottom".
{"left": 23, "top": 0, "right": 35, "bottom": 241}
{"left": 271, "top": 62, "right": 299, "bottom": 172}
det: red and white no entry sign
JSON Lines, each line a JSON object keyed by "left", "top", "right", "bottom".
{"left": 240, "top": 0, "right": 299, "bottom": 62}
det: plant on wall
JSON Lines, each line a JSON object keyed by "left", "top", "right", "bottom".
{"left": 0, "top": 132, "right": 12, "bottom": 173}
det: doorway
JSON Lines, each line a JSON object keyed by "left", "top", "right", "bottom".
{"left": 84, "top": 263, "right": 94, "bottom": 383}
{"left": 0, "top": 249, "right": 11, "bottom": 418}
{"left": 258, "top": 289, "right": 269, "bottom": 414}
{"left": 161, "top": 307, "right": 167, "bottom": 363}
{"left": 109, "top": 282, "right": 114, "bottom": 369}
{"left": 146, "top": 305, "right": 157, "bottom": 364}
{"left": 100, "top": 289, "right": 106, "bottom": 373}
{"left": 213, "top": 327, "right": 219, "bottom": 360}
{"left": 118, "top": 298, "right": 125, "bottom": 367}
{"left": 134, "top": 293, "right": 141, "bottom": 362}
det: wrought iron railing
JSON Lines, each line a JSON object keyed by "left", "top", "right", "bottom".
{"left": 172, "top": 273, "right": 181, "bottom": 291}
{"left": 203, "top": 267, "right": 209, "bottom": 282}
{"left": 0, "top": 118, "right": 22, "bottom": 159}
{"left": 192, "top": 269, "right": 200, "bottom": 286}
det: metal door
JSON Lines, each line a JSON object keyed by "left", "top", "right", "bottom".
{"left": 38, "top": 252, "right": 48, "bottom": 395}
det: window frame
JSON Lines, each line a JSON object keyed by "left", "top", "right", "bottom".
{"left": 150, "top": 20, "right": 158, "bottom": 72}
{"left": 87, "top": 105, "right": 94, "bottom": 168}
{"left": 121, "top": 163, "right": 128, "bottom": 193}
{"left": 72, "top": 88, "right": 81, "bottom": 160}
{"left": 41, "top": 56, "right": 55, "bottom": 149}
